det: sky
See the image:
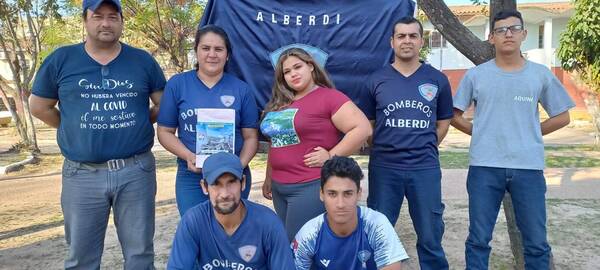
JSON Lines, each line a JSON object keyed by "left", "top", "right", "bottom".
{"left": 443, "top": 0, "right": 569, "bottom": 6}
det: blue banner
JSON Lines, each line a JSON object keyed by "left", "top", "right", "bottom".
{"left": 200, "top": 0, "right": 415, "bottom": 109}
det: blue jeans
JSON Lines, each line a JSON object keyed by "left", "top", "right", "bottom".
{"left": 61, "top": 151, "right": 156, "bottom": 270}
{"left": 175, "top": 159, "right": 252, "bottom": 216}
{"left": 465, "top": 166, "right": 551, "bottom": 270}
{"left": 367, "top": 165, "right": 448, "bottom": 270}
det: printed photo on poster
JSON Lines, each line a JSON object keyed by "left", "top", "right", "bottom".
{"left": 196, "top": 108, "right": 235, "bottom": 168}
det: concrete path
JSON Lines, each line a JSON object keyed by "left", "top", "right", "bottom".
{"left": 355, "top": 168, "right": 600, "bottom": 202}
{"left": 440, "top": 168, "right": 600, "bottom": 200}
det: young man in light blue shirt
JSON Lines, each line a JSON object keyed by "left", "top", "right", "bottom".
{"left": 452, "top": 10, "right": 575, "bottom": 269}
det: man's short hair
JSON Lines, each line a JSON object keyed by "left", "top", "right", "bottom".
{"left": 492, "top": 10, "right": 524, "bottom": 28}
{"left": 320, "top": 156, "right": 363, "bottom": 190}
{"left": 391, "top": 16, "right": 424, "bottom": 37}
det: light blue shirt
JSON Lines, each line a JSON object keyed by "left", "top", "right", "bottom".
{"left": 453, "top": 59, "right": 575, "bottom": 170}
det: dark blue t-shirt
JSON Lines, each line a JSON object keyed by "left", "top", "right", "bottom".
{"left": 32, "top": 43, "right": 166, "bottom": 162}
{"left": 157, "top": 71, "right": 259, "bottom": 157}
{"left": 167, "top": 199, "right": 296, "bottom": 270}
{"left": 360, "top": 64, "right": 453, "bottom": 169}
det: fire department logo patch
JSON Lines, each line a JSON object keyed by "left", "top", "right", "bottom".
{"left": 238, "top": 245, "right": 257, "bottom": 262}
{"left": 418, "top": 83, "right": 438, "bottom": 102}
{"left": 220, "top": 95, "right": 235, "bottom": 107}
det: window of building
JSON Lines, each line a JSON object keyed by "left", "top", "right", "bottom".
{"left": 423, "top": 30, "right": 447, "bottom": 49}
{"left": 423, "top": 30, "right": 431, "bottom": 49}
{"left": 538, "top": 24, "right": 544, "bottom": 49}
{"left": 430, "top": 31, "right": 447, "bottom": 48}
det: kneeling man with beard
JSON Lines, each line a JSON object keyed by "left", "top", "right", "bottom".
{"left": 168, "top": 152, "right": 295, "bottom": 270}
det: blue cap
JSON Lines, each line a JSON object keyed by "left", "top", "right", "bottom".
{"left": 83, "top": 0, "right": 122, "bottom": 13}
{"left": 203, "top": 152, "right": 243, "bottom": 185}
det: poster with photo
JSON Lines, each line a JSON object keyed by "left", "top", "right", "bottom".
{"left": 196, "top": 108, "right": 235, "bottom": 168}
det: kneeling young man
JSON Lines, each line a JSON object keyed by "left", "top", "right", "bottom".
{"left": 167, "top": 152, "right": 295, "bottom": 270}
{"left": 293, "top": 156, "right": 408, "bottom": 270}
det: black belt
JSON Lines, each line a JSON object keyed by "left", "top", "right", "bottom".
{"left": 80, "top": 151, "right": 150, "bottom": 172}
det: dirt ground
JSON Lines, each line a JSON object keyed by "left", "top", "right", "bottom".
{"left": 1, "top": 164, "right": 599, "bottom": 269}
{"left": 0, "top": 125, "right": 599, "bottom": 269}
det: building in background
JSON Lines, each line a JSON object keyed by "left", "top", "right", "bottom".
{"left": 422, "top": 2, "right": 590, "bottom": 116}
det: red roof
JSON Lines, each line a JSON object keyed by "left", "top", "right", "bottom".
{"left": 447, "top": 2, "right": 572, "bottom": 17}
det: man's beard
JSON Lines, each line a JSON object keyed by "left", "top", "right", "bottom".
{"left": 214, "top": 199, "right": 240, "bottom": 215}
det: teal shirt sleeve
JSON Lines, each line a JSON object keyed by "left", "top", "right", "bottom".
{"left": 453, "top": 69, "right": 475, "bottom": 112}
{"left": 539, "top": 67, "right": 575, "bottom": 117}
{"left": 32, "top": 49, "right": 60, "bottom": 99}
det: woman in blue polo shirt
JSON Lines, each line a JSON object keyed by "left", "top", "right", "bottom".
{"left": 157, "top": 25, "right": 259, "bottom": 216}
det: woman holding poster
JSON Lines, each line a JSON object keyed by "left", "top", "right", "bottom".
{"left": 261, "top": 48, "right": 372, "bottom": 240}
{"left": 157, "top": 25, "right": 259, "bottom": 216}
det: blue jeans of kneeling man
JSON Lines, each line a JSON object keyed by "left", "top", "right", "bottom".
{"left": 465, "top": 166, "right": 551, "bottom": 270}
{"left": 61, "top": 151, "right": 156, "bottom": 270}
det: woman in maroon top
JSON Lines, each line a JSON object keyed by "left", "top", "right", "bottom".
{"left": 260, "top": 48, "right": 371, "bottom": 240}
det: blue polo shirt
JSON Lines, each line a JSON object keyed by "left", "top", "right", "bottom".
{"left": 32, "top": 43, "right": 166, "bottom": 162}
{"left": 157, "top": 71, "right": 259, "bottom": 156}
{"left": 360, "top": 64, "right": 453, "bottom": 169}
{"left": 167, "top": 199, "right": 296, "bottom": 270}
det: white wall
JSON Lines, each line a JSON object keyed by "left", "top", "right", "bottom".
{"left": 424, "top": 18, "right": 566, "bottom": 70}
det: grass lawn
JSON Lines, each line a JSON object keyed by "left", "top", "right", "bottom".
{"left": 249, "top": 149, "right": 600, "bottom": 170}
{"left": 3, "top": 144, "right": 599, "bottom": 177}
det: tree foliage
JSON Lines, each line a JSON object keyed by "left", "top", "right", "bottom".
{"left": 122, "top": 0, "right": 205, "bottom": 73}
{"left": 557, "top": 0, "right": 600, "bottom": 92}
{"left": 0, "top": 0, "right": 64, "bottom": 153}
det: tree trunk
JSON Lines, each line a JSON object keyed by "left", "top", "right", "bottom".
{"left": 489, "top": 0, "right": 517, "bottom": 30}
{"left": 0, "top": 86, "right": 28, "bottom": 149}
{"left": 419, "top": 0, "right": 494, "bottom": 65}
{"left": 13, "top": 87, "right": 33, "bottom": 145}
{"left": 502, "top": 194, "right": 525, "bottom": 269}
{"left": 20, "top": 89, "right": 40, "bottom": 154}
{"left": 582, "top": 91, "right": 600, "bottom": 145}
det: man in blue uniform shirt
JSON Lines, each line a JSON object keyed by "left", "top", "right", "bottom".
{"left": 168, "top": 152, "right": 295, "bottom": 270}
{"left": 359, "top": 16, "right": 453, "bottom": 270}
{"left": 30, "top": 0, "right": 165, "bottom": 269}
{"left": 293, "top": 156, "right": 408, "bottom": 270}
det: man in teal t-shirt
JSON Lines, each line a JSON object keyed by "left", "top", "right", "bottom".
{"left": 30, "top": 0, "right": 165, "bottom": 269}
